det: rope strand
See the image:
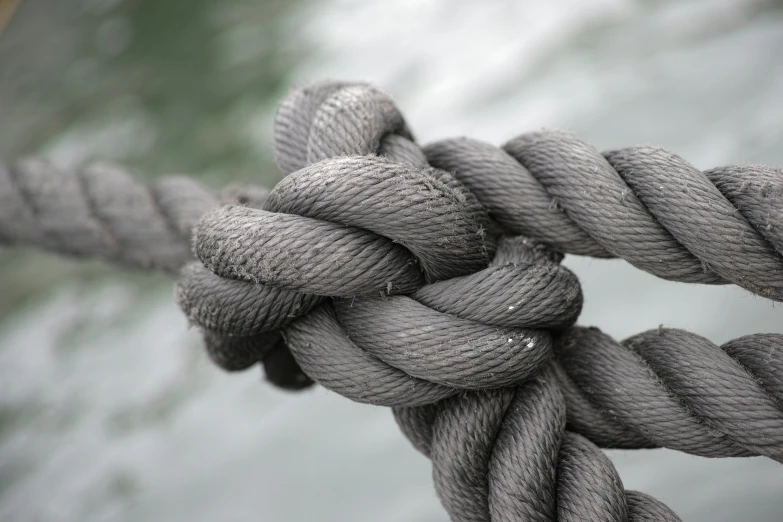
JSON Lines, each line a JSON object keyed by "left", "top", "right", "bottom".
{"left": 426, "top": 135, "right": 783, "bottom": 299}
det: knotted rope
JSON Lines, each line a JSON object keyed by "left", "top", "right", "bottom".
{"left": 2, "top": 80, "right": 782, "bottom": 521}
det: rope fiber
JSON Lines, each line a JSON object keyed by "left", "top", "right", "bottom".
{"left": 2, "top": 80, "right": 782, "bottom": 521}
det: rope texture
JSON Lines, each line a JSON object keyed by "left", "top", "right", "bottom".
{"left": 2, "top": 80, "right": 782, "bottom": 520}
{"left": 0, "top": 159, "right": 209, "bottom": 274}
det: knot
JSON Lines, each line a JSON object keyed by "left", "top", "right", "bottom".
{"left": 177, "top": 81, "right": 423, "bottom": 386}
{"left": 170, "top": 80, "right": 783, "bottom": 519}
{"left": 284, "top": 236, "right": 581, "bottom": 405}
{"left": 177, "top": 80, "right": 497, "bottom": 387}
{"left": 177, "top": 80, "right": 583, "bottom": 404}
{"left": 177, "top": 154, "right": 494, "bottom": 338}
{"left": 181, "top": 153, "right": 582, "bottom": 404}
{"left": 6, "top": 78, "right": 781, "bottom": 520}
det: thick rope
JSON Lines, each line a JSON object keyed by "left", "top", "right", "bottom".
{"left": 0, "top": 157, "right": 292, "bottom": 273}
{"left": 2, "top": 80, "right": 782, "bottom": 520}
{"left": 186, "top": 80, "right": 783, "bottom": 454}
{"left": 0, "top": 159, "right": 210, "bottom": 274}
{"left": 555, "top": 328, "right": 783, "bottom": 461}
{"left": 193, "top": 81, "right": 681, "bottom": 519}
{"left": 393, "top": 366, "right": 681, "bottom": 522}
{"left": 0, "top": 157, "right": 314, "bottom": 388}
{"left": 426, "top": 135, "right": 783, "bottom": 300}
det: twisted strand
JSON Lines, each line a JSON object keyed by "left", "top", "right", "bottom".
{"left": 425, "top": 135, "right": 783, "bottom": 300}
{"left": 0, "top": 156, "right": 313, "bottom": 388}
{"left": 0, "top": 158, "right": 214, "bottom": 274}
{"left": 555, "top": 327, "right": 783, "bottom": 461}
{"left": 393, "top": 366, "right": 681, "bottom": 522}
{"left": 0, "top": 158, "right": 291, "bottom": 275}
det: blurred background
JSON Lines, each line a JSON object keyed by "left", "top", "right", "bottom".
{"left": 1, "top": 0, "right": 782, "bottom": 520}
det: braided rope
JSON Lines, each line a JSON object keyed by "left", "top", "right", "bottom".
{"left": 2, "top": 80, "right": 782, "bottom": 520}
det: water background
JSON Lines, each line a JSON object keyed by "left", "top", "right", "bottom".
{"left": 1, "top": 0, "right": 782, "bottom": 520}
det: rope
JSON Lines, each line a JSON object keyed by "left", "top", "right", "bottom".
{"left": 0, "top": 157, "right": 314, "bottom": 387}
{"left": 2, "top": 79, "right": 782, "bottom": 521}
{"left": 556, "top": 328, "right": 783, "bottom": 461}
{"left": 0, "top": 158, "right": 212, "bottom": 274}
{"left": 426, "top": 135, "right": 783, "bottom": 300}
{"left": 393, "top": 367, "right": 681, "bottom": 522}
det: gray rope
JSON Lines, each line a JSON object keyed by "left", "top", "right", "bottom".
{"left": 220, "top": 80, "right": 783, "bottom": 453}
{"left": 393, "top": 366, "right": 680, "bottom": 522}
{"left": 3, "top": 79, "right": 783, "bottom": 520}
{"left": 0, "top": 156, "right": 314, "bottom": 387}
{"left": 189, "top": 80, "right": 679, "bottom": 519}
{"left": 0, "top": 157, "right": 287, "bottom": 274}
{"left": 554, "top": 327, "right": 783, "bottom": 461}
{"left": 0, "top": 158, "right": 211, "bottom": 274}
{"left": 392, "top": 327, "right": 783, "bottom": 520}
{"left": 425, "top": 135, "right": 783, "bottom": 301}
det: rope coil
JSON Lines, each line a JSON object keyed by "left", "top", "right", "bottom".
{"left": 2, "top": 80, "right": 782, "bottom": 521}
